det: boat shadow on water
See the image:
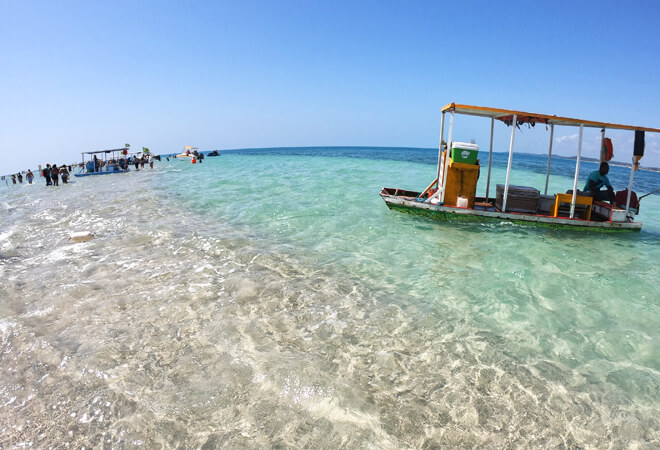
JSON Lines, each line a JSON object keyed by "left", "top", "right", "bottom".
{"left": 390, "top": 204, "right": 660, "bottom": 245}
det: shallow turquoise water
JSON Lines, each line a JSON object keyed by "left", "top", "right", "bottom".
{"left": 1, "top": 148, "right": 659, "bottom": 447}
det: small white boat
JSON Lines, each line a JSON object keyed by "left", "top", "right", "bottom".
{"left": 176, "top": 146, "right": 199, "bottom": 162}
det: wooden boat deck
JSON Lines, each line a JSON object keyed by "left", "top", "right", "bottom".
{"left": 380, "top": 188, "right": 641, "bottom": 231}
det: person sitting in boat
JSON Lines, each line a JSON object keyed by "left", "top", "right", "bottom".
{"left": 583, "top": 162, "right": 615, "bottom": 203}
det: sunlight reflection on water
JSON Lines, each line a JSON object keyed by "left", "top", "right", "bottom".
{"left": 1, "top": 150, "right": 659, "bottom": 447}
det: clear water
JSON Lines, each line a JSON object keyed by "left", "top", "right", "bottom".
{"left": 1, "top": 147, "right": 659, "bottom": 448}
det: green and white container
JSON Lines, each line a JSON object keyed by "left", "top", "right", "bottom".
{"left": 451, "top": 142, "right": 479, "bottom": 165}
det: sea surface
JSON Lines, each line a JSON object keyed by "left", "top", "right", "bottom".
{"left": 1, "top": 147, "right": 659, "bottom": 448}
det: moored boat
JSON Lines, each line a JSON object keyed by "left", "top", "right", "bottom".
{"left": 74, "top": 148, "right": 131, "bottom": 177}
{"left": 380, "top": 103, "right": 660, "bottom": 232}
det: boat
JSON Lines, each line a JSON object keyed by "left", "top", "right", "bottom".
{"left": 380, "top": 103, "right": 660, "bottom": 232}
{"left": 74, "top": 148, "right": 131, "bottom": 177}
{"left": 176, "top": 146, "right": 198, "bottom": 160}
{"left": 207, "top": 150, "right": 220, "bottom": 157}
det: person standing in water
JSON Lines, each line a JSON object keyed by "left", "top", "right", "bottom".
{"left": 60, "top": 165, "right": 69, "bottom": 183}
{"left": 43, "top": 164, "right": 52, "bottom": 186}
{"left": 26, "top": 170, "right": 34, "bottom": 184}
{"left": 51, "top": 164, "right": 60, "bottom": 186}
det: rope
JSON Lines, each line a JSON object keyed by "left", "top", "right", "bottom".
{"left": 639, "top": 187, "right": 660, "bottom": 201}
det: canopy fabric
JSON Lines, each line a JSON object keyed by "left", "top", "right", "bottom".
{"left": 441, "top": 103, "right": 660, "bottom": 133}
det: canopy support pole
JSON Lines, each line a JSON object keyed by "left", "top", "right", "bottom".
{"left": 502, "top": 114, "right": 517, "bottom": 212}
{"left": 485, "top": 117, "right": 494, "bottom": 200}
{"left": 436, "top": 112, "right": 446, "bottom": 189}
{"left": 569, "top": 124, "right": 584, "bottom": 219}
{"left": 544, "top": 124, "right": 554, "bottom": 195}
{"left": 441, "top": 111, "right": 454, "bottom": 204}
{"left": 625, "top": 156, "right": 636, "bottom": 218}
{"left": 599, "top": 128, "right": 605, "bottom": 164}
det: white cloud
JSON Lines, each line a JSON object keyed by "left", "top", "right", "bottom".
{"left": 555, "top": 134, "right": 579, "bottom": 144}
{"left": 646, "top": 133, "right": 659, "bottom": 155}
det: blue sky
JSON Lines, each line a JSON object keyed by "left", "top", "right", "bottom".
{"left": 2, "top": 0, "right": 660, "bottom": 175}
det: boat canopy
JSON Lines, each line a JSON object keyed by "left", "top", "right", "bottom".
{"left": 81, "top": 148, "right": 129, "bottom": 155}
{"left": 441, "top": 103, "right": 660, "bottom": 133}
{"left": 431, "top": 102, "right": 660, "bottom": 223}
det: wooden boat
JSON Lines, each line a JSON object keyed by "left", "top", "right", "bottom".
{"left": 74, "top": 148, "right": 131, "bottom": 177}
{"left": 380, "top": 103, "right": 660, "bottom": 232}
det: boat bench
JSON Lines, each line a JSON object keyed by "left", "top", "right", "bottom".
{"left": 553, "top": 193, "right": 592, "bottom": 220}
{"left": 592, "top": 201, "right": 628, "bottom": 222}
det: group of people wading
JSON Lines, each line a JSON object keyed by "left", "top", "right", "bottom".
{"left": 5, "top": 154, "right": 161, "bottom": 187}
{"left": 41, "top": 164, "right": 71, "bottom": 186}
{"left": 6, "top": 166, "right": 70, "bottom": 186}
{"left": 8, "top": 170, "right": 35, "bottom": 185}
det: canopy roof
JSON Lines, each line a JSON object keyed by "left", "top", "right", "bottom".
{"left": 81, "top": 148, "right": 129, "bottom": 155}
{"left": 441, "top": 103, "right": 660, "bottom": 133}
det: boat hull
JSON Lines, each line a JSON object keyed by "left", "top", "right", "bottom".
{"left": 380, "top": 188, "right": 642, "bottom": 232}
{"left": 74, "top": 169, "right": 130, "bottom": 177}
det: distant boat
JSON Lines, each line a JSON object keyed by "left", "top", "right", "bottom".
{"left": 176, "top": 146, "right": 197, "bottom": 160}
{"left": 381, "top": 102, "right": 660, "bottom": 232}
{"left": 74, "top": 148, "right": 131, "bottom": 177}
{"left": 207, "top": 150, "right": 220, "bottom": 157}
